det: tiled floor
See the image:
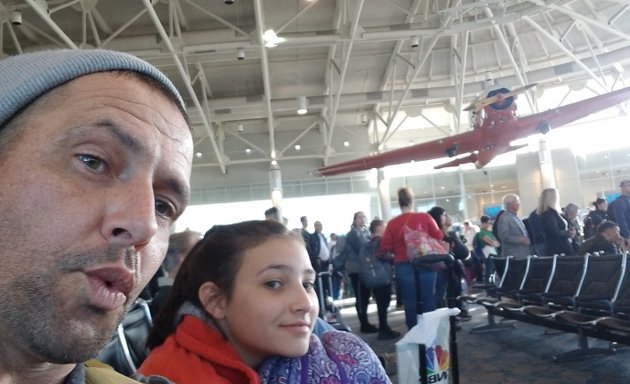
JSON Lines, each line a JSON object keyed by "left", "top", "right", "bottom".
{"left": 336, "top": 299, "right": 630, "bottom": 384}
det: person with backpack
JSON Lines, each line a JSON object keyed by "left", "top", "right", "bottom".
{"left": 427, "top": 206, "right": 471, "bottom": 321}
{"left": 345, "top": 211, "right": 379, "bottom": 333}
{"left": 358, "top": 219, "right": 401, "bottom": 340}
{"left": 496, "top": 193, "right": 531, "bottom": 258}
{"left": 608, "top": 180, "right": 630, "bottom": 238}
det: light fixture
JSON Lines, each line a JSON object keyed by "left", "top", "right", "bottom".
{"left": 297, "top": 96, "right": 308, "bottom": 115}
{"left": 10, "top": 9, "right": 22, "bottom": 25}
{"left": 195, "top": 152, "right": 203, "bottom": 158}
{"left": 343, "top": 141, "right": 350, "bottom": 147}
{"left": 360, "top": 113, "right": 368, "bottom": 124}
{"left": 245, "top": 148, "right": 252, "bottom": 154}
{"left": 237, "top": 123, "right": 244, "bottom": 132}
{"left": 294, "top": 144, "right": 301, "bottom": 151}
{"left": 237, "top": 47, "right": 245, "bottom": 60}
{"left": 410, "top": 35, "right": 419, "bottom": 48}
{"left": 263, "top": 29, "right": 285, "bottom": 48}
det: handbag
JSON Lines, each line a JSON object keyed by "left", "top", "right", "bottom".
{"left": 403, "top": 225, "right": 449, "bottom": 262}
{"left": 358, "top": 238, "right": 393, "bottom": 289}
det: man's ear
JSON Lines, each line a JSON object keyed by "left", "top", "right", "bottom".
{"left": 198, "top": 282, "right": 227, "bottom": 320}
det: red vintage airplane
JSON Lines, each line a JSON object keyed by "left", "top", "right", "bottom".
{"left": 315, "top": 84, "right": 630, "bottom": 177}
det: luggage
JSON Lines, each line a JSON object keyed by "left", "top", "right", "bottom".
{"left": 316, "top": 271, "right": 351, "bottom": 332}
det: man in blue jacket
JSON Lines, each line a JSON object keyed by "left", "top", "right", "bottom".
{"left": 608, "top": 180, "right": 630, "bottom": 238}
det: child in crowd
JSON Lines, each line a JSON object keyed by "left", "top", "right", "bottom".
{"left": 138, "top": 220, "right": 390, "bottom": 384}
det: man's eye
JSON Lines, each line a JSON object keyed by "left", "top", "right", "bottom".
{"left": 78, "top": 154, "right": 106, "bottom": 172}
{"left": 265, "top": 280, "right": 282, "bottom": 289}
{"left": 303, "top": 282, "right": 315, "bottom": 291}
{"left": 155, "top": 199, "right": 177, "bottom": 219}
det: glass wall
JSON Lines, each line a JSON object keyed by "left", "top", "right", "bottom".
{"left": 183, "top": 145, "right": 630, "bottom": 230}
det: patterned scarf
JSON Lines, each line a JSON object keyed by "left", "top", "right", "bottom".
{"left": 258, "top": 330, "right": 391, "bottom": 384}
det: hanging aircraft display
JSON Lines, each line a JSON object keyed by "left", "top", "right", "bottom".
{"left": 315, "top": 84, "right": 630, "bottom": 177}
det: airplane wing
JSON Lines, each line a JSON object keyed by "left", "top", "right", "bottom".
{"left": 315, "top": 130, "right": 486, "bottom": 176}
{"left": 315, "top": 86, "right": 630, "bottom": 177}
{"left": 512, "top": 86, "right": 630, "bottom": 135}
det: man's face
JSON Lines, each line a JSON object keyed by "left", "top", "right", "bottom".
{"left": 0, "top": 73, "right": 192, "bottom": 364}
{"left": 508, "top": 199, "right": 521, "bottom": 213}
{"left": 301, "top": 217, "right": 308, "bottom": 228}
{"left": 621, "top": 182, "right": 630, "bottom": 196}
{"left": 314, "top": 221, "right": 323, "bottom": 233}
{"left": 602, "top": 226, "right": 621, "bottom": 242}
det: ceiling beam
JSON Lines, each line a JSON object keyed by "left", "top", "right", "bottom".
{"left": 323, "top": 0, "right": 366, "bottom": 165}
{"left": 142, "top": 0, "right": 226, "bottom": 174}
{"left": 253, "top": 0, "right": 277, "bottom": 161}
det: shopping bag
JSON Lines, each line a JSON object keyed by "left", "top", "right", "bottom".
{"left": 396, "top": 307, "right": 459, "bottom": 384}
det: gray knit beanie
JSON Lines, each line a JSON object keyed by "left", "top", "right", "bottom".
{"left": 0, "top": 49, "right": 185, "bottom": 128}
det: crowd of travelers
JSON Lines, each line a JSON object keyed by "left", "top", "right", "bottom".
{"left": 4, "top": 47, "right": 629, "bottom": 384}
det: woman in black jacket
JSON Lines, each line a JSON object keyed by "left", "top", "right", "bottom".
{"left": 539, "top": 188, "right": 576, "bottom": 256}
{"left": 428, "top": 206, "right": 471, "bottom": 320}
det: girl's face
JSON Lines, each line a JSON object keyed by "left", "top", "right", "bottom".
{"left": 354, "top": 212, "right": 367, "bottom": 227}
{"left": 219, "top": 237, "right": 318, "bottom": 368}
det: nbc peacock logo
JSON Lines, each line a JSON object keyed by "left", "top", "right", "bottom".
{"left": 425, "top": 345, "right": 450, "bottom": 383}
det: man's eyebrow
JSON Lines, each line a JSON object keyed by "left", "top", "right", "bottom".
{"left": 70, "top": 122, "right": 191, "bottom": 206}
{"left": 67, "top": 120, "right": 146, "bottom": 153}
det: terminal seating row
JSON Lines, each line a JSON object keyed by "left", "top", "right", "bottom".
{"left": 463, "top": 252, "right": 630, "bottom": 361}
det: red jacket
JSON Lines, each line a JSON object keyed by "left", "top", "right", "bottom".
{"left": 138, "top": 315, "right": 260, "bottom": 384}
{"left": 380, "top": 212, "right": 443, "bottom": 264}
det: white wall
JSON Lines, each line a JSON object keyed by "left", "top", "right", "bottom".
{"left": 175, "top": 193, "right": 375, "bottom": 237}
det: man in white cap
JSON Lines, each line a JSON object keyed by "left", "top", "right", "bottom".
{"left": 0, "top": 49, "right": 193, "bottom": 383}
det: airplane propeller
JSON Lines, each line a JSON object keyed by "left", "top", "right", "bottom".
{"left": 464, "top": 83, "right": 537, "bottom": 112}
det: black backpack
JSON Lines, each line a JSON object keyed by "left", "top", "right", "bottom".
{"left": 331, "top": 235, "right": 348, "bottom": 272}
{"left": 492, "top": 210, "right": 505, "bottom": 242}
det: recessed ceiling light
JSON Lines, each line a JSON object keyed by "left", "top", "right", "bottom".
{"left": 245, "top": 148, "right": 252, "bottom": 154}
{"left": 263, "top": 29, "right": 285, "bottom": 47}
{"left": 343, "top": 141, "right": 350, "bottom": 147}
{"left": 195, "top": 152, "right": 202, "bottom": 158}
{"left": 294, "top": 144, "right": 301, "bottom": 151}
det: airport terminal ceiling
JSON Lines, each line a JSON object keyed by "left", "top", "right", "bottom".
{"left": 3, "top": 0, "right": 630, "bottom": 192}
